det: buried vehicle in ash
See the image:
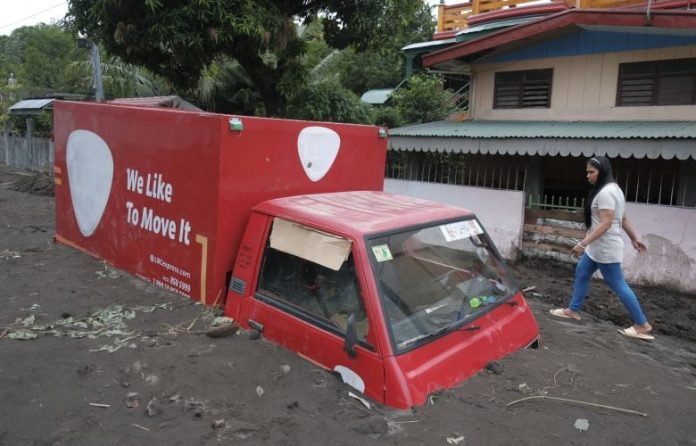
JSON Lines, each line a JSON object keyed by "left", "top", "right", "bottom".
{"left": 53, "top": 100, "right": 539, "bottom": 409}
{"left": 225, "top": 191, "right": 540, "bottom": 408}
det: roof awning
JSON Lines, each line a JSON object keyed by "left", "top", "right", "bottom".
{"left": 8, "top": 99, "right": 55, "bottom": 115}
{"left": 360, "top": 89, "right": 394, "bottom": 105}
{"left": 402, "top": 38, "right": 456, "bottom": 52}
{"left": 389, "top": 120, "right": 696, "bottom": 160}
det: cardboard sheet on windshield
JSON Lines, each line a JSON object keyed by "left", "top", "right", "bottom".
{"left": 270, "top": 218, "right": 352, "bottom": 271}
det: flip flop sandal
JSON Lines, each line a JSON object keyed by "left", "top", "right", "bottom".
{"left": 618, "top": 326, "right": 654, "bottom": 341}
{"left": 549, "top": 308, "right": 581, "bottom": 320}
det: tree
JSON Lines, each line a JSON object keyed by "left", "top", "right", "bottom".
{"left": 286, "top": 80, "right": 372, "bottom": 124}
{"left": 337, "top": 2, "right": 434, "bottom": 95}
{"left": 68, "top": 55, "right": 168, "bottom": 99}
{"left": 298, "top": 19, "right": 334, "bottom": 79}
{"left": 372, "top": 106, "right": 405, "bottom": 129}
{"left": 66, "top": 0, "right": 430, "bottom": 117}
{"left": 191, "top": 57, "right": 262, "bottom": 115}
{"left": 389, "top": 73, "right": 452, "bottom": 124}
{"left": 298, "top": 2, "right": 434, "bottom": 97}
{"left": 0, "top": 35, "right": 12, "bottom": 79}
{"left": 0, "top": 25, "right": 85, "bottom": 135}
{"left": 336, "top": 49, "right": 405, "bottom": 96}
{"left": 3, "top": 25, "right": 84, "bottom": 97}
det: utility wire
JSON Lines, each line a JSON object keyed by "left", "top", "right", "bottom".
{"left": 0, "top": 1, "right": 68, "bottom": 32}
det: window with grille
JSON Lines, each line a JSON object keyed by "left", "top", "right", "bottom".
{"left": 617, "top": 58, "right": 696, "bottom": 106}
{"left": 493, "top": 69, "right": 553, "bottom": 109}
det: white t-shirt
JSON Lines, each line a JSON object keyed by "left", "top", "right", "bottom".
{"left": 585, "top": 183, "right": 625, "bottom": 263}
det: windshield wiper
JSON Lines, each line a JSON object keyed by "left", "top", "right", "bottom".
{"left": 398, "top": 325, "right": 451, "bottom": 349}
{"left": 398, "top": 319, "right": 481, "bottom": 350}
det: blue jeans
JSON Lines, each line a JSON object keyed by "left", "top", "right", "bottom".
{"left": 569, "top": 253, "right": 648, "bottom": 325}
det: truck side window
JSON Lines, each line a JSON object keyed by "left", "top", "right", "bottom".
{"left": 257, "top": 249, "right": 369, "bottom": 340}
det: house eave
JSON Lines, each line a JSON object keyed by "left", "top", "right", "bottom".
{"left": 389, "top": 137, "right": 696, "bottom": 160}
{"left": 423, "top": 9, "right": 696, "bottom": 68}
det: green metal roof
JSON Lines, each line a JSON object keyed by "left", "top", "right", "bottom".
{"left": 389, "top": 120, "right": 696, "bottom": 139}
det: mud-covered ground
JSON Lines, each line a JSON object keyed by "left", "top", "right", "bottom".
{"left": 1, "top": 163, "right": 695, "bottom": 446}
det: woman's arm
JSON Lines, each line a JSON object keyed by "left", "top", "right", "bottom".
{"left": 572, "top": 209, "right": 613, "bottom": 255}
{"left": 622, "top": 216, "right": 647, "bottom": 254}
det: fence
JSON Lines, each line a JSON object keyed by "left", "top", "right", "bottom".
{"left": 529, "top": 175, "right": 695, "bottom": 210}
{"left": 385, "top": 151, "right": 527, "bottom": 191}
{"left": 530, "top": 163, "right": 696, "bottom": 210}
{"left": 528, "top": 194, "right": 585, "bottom": 211}
{"left": 0, "top": 135, "right": 53, "bottom": 172}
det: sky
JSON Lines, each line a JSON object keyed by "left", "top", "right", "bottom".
{"left": 0, "top": 0, "right": 444, "bottom": 37}
{"left": 0, "top": 0, "right": 69, "bottom": 36}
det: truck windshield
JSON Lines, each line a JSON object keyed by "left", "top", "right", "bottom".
{"left": 368, "top": 218, "right": 516, "bottom": 353}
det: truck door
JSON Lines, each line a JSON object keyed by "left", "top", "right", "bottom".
{"left": 241, "top": 218, "right": 385, "bottom": 404}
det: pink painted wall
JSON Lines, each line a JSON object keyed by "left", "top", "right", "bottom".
{"left": 622, "top": 203, "right": 696, "bottom": 293}
{"left": 384, "top": 179, "right": 525, "bottom": 259}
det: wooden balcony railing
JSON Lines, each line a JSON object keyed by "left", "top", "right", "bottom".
{"left": 436, "top": 0, "right": 653, "bottom": 33}
{"left": 560, "top": 0, "right": 649, "bottom": 8}
{"left": 436, "top": 0, "right": 548, "bottom": 33}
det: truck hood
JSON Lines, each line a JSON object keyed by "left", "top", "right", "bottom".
{"left": 383, "top": 293, "right": 539, "bottom": 409}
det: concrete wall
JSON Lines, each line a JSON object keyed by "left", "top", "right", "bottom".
{"left": 0, "top": 136, "right": 53, "bottom": 171}
{"left": 622, "top": 203, "right": 696, "bottom": 293}
{"left": 471, "top": 45, "right": 696, "bottom": 121}
{"left": 385, "top": 180, "right": 696, "bottom": 293}
{"left": 384, "top": 179, "right": 525, "bottom": 259}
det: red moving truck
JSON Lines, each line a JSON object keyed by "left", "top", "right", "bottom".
{"left": 54, "top": 101, "right": 540, "bottom": 409}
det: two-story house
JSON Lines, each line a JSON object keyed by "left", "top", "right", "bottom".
{"left": 385, "top": 4, "right": 696, "bottom": 293}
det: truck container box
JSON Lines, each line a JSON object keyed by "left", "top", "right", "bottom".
{"left": 53, "top": 101, "right": 387, "bottom": 305}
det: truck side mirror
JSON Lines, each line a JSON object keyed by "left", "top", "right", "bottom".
{"left": 343, "top": 313, "right": 358, "bottom": 358}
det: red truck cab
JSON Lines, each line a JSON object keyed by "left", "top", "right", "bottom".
{"left": 225, "top": 191, "right": 540, "bottom": 409}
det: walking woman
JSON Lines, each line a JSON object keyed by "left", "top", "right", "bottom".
{"left": 550, "top": 156, "right": 654, "bottom": 340}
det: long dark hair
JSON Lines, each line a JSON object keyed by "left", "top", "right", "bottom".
{"left": 584, "top": 156, "right": 615, "bottom": 229}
